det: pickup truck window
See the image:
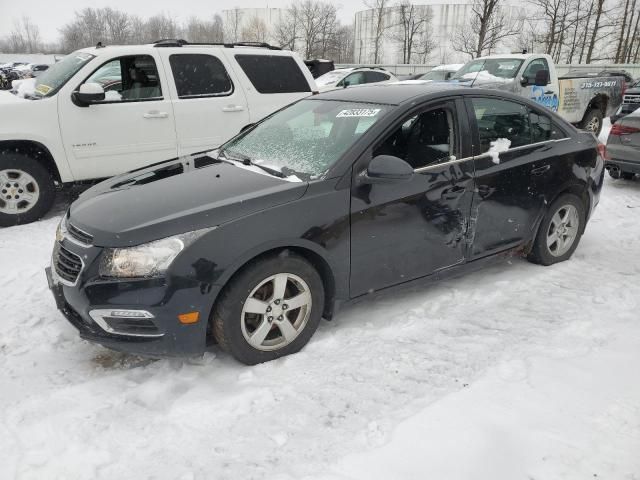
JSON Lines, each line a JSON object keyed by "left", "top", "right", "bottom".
{"left": 234, "top": 54, "right": 311, "bottom": 94}
{"left": 452, "top": 58, "right": 524, "bottom": 82}
{"left": 83, "top": 55, "right": 162, "bottom": 102}
{"left": 522, "top": 59, "right": 550, "bottom": 85}
{"left": 472, "top": 97, "right": 531, "bottom": 151}
{"left": 169, "top": 54, "right": 233, "bottom": 98}
{"left": 32, "top": 52, "right": 94, "bottom": 97}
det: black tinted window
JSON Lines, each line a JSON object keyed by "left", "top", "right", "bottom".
{"left": 472, "top": 98, "right": 531, "bottom": 152}
{"left": 364, "top": 71, "right": 390, "bottom": 83}
{"left": 169, "top": 54, "right": 232, "bottom": 98}
{"left": 235, "top": 55, "right": 310, "bottom": 94}
{"left": 529, "top": 109, "right": 566, "bottom": 142}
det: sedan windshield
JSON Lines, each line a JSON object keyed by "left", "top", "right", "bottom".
{"left": 315, "top": 70, "right": 350, "bottom": 87}
{"left": 451, "top": 58, "right": 524, "bottom": 81}
{"left": 30, "top": 52, "right": 94, "bottom": 97}
{"left": 221, "top": 99, "right": 390, "bottom": 179}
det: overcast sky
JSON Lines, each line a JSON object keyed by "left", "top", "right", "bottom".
{"left": 0, "top": 0, "right": 368, "bottom": 44}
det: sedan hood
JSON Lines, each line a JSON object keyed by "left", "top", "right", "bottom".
{"left": 69, "top": 155, "right": 308, "bottom": 247}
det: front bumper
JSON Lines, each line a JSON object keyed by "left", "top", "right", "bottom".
{"left": 46, "top": 241, "right": 219, "bottom": 357}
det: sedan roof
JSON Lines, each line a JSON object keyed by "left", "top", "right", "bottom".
{"left": 315, "top": 83, "right": 464, "bottom": 105}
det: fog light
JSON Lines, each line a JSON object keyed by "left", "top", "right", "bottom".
{"left": 110, "top": 310, "right": 153, "bottom": 318}
{"left": 178, "top": 312, "right": 200, "bottom": 324}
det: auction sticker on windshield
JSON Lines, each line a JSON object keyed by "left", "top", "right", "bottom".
{"left": 336, "top": 108, "right": 381, "bottom": 118}
{"left": 35, "top": 84, "right": 52, "bottom": 95}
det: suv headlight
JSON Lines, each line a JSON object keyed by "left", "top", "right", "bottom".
{"left": 99, "top": 228, "right": 215, "bottom": 278}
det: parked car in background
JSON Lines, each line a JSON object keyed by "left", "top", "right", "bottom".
{"left": 407, "top": 64, "right": 464, "bottom": 81}
{"left": 304, "top": 59, "right": 334, "bottom": 78}
{"left": 47, "top": 83, "right": 604, "bottom": 364}
{"left": 315, "top": 67, "right": 398, "bottom": 91}
{"left": 611, "top": 78, "right": 640, "bottom": 123}
{"left": 451, "top": 54, "right": 624, "bottom": 135}
{"left": 27, "top": 64, "right": 50, "bottom": 77}
{"left": 0, "top": 40, "right": 317, "bottom": 226}
{"left": 605, "top": 109, "right": 640, "bottom": 180}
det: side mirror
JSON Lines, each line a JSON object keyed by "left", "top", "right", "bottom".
{"left": 520, "top": 76, "right": 529, "bottom": 87}
{"left": 72, "top": 82, "right": 105, "bottom": 107}
{"left": 359, "top": 155, "right": 414, "bottom": 185}
{"left": 342, "top": 79, "right": 351, "bottom": 88}
{"left": 534, "top": 69, "right": 550, "bottom": 86}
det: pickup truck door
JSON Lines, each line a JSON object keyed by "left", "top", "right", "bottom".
{"left": 519, "top": 57, "right": 560, "bottom": 114}
{"left": 157, "top": 49, "right": 250, "bottom": 156}
{"left": 58, "top": 52, "right": 178, "bottom": 180}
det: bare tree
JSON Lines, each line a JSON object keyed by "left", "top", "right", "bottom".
{"left": 273, "top": 6, "right": 300, "bottom": 51}
{"left": 242, "top": 15, "right": 269, "bottom": 43}
{"left": 453, "top": 0, "right": 522, "bottom": 58}
{"left": 297, "top": 0, "right": 325, "bottom": 58}
{"left": 184, "top": 15, "right": 224, "bottom": 43}
{"left": 365, "top": 0, "right": 392, "bottom": 63}
{"left": 390, "top": 1, "right": 433, "bottom": 63}
{"left": 224, "top": 8, "right": 244, "bottom": 43}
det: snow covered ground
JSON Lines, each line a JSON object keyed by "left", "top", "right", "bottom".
{"left": 1, "top": 166, "right": 639, "bottom": 479}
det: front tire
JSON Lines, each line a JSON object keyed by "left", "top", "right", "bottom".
{"left": 528, "top": 194, "right": 585, "bottom": 266}
{"left": 213, "top": 253, "right": 325, "bottom": 365}
{"left": 0, "top": 153, "right": 56, "bottom": 227}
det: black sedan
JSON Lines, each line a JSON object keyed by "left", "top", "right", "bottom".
{"left": 46, "top": 84, "right": 605, "bottom": 364}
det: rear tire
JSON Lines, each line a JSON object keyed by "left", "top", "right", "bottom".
{"left": 528, "top": 194, "right": 585, "bottom": 266}
{"left": 213, "top": 253, "right": 325, "bottom": 365}
{"left": 608, "top": 168, "right": 621, "bottom": 179}
{"left": 579, "top": 108, "right": 603, "bottom": 136}
{"left": 0, "top": 153, "right": 56, "bottom": 227}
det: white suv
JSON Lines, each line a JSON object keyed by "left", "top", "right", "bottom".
{"left": 0, "top": 40, "right": 317, "bottom": 226}
{"left": 315, "top": 67, "right": 398, "bottom": 92}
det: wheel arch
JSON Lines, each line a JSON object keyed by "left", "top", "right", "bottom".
{"left": 0, "top": 140, "right": 62, "bottom": 183}
{"left": 548, "top": 181, "right": 591, "bottom": 232}
{"left": 586, "top": 94, "right": 608, "bottom": 117}
{"left": 212, "top": 241, "right": 338, "bottom": 320}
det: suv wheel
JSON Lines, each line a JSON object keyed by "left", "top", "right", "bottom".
{"left": 528, "top": 194, "right": 585, "bottom": 266}
{"left": 0, "top": 153, "right": 56, "bottom": 227}
{"left": 213, "top": 253, "right": 325, "bottom": 365}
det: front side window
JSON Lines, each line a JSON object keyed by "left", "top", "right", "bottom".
{"left": 522, "top": 58, "right": 550, "bottom": 85}
{"left": 234, "top": 54, "right": 310, "bottom": 94}
{"left": 374, "top": 106, "right": 458, "bottom": 170}
{"left": 221, "top": 99, "right": 390, "bottom": 179}
{"left": 472, "top": 98, "right": 531, "bottom": 152}
{"left": 170, "top": 54, "right": 232, "bottom": 98}
{"left": 30, "top": 52, "right": 94, "bottom": 98}
{"left": 83, "top": 55, "right": 162, "bottom": 102}
{"left": 340, "top": 72, "right": 366, "bottom": 87}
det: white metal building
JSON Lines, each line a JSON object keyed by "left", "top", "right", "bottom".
{"left": 354, "top": 0, "right": 525, "bottom": 65}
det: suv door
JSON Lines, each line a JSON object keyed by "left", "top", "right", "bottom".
{"left": 467, "top": 96, "right": 568, "bottom": 259}
{"left": 158, "top": 51, "right": 250, "bottom": 156}
{"left": 350, "top": 98, "right": 474, "bottom": 296}
{"left": 59, "top": 53, "right": 177, "bottom": 180}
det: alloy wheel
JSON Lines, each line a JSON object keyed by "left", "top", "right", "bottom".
{"left": 0, "top": 169, "right": 40, "bottom": 214}
{"left": 546, "top": 204, "right": 580, "bottom": 257}
{"left": 240, "top": 272, "right": 313, "bottom": 351}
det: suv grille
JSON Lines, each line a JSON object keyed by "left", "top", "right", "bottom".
{"left": 53, "top": 243, "right": 83, "bottom": 285}
{"left": 623, "top": 94, "right": 640, "bottom": 104}
{"left": 67, "top": 222, "right": 93, "bottom": 245}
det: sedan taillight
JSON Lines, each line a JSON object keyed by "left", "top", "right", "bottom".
{"left": 597, "top": 143, "right": 609, "bottom": 160}
{"left": 610, "top": 124, "right": 640, "bottom": 136}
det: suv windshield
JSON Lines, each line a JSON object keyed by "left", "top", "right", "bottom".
{"left": 452, "top": 58, "right": 524, "bottom": 82}
{"left": 30, "top": 52, "right": 94, "bottom": 97}
{"left": 221, "top": 99, "right": 390, "bottom": 179}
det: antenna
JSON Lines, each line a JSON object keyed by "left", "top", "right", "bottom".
{"left": 469, "top": 59, "right": 486, "bottom": 88}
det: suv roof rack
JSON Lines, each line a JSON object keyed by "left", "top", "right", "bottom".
{"left": 153, "top": 39, "right": 281, "bottom": 50}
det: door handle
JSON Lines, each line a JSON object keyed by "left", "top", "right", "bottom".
{"left": 143, "top": 111, "right": 168, "bottom": 119}
{"left": 222, "top": 105, "right": 245, "bottom": 112}
{"left": 531, "top": 164, "right": 551, "bottom": 176}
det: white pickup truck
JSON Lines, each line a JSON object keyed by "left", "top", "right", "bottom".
{"left": 450, "top": 53, "right": 624, "bottom": 136}
{"left": 0, "top": 40, "right": 317, "bottom": 226}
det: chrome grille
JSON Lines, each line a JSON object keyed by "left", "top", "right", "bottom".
{"left": 53, "top": 243, "right": 83, "bottom": 285}
{"left": 67, "top": 222, "right": 93, "bottom": 246}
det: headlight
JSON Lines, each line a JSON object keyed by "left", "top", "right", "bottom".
{"left": 99, "top": 228, "right": 215, "bottom": 278}
{"left": 56, "top": 216, "right": 67, "bottom": 243}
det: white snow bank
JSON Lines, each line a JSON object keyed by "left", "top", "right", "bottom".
{"left": 12, "top": 77, "right": 36, "bottom": 98}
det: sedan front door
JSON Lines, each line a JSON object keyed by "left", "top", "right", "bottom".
{"left": 350, "top": 99, "right": 475, "bottom": 297}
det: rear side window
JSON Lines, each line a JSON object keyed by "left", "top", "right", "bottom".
{"left": 169, "top": 54, "right": 233, "bottom": 98}
{"left": 471, "top": 97, "right": 531, "bottom": 152}
{"left": 234, "top": 54, "right": 311, "bottom": 94}
{"left": 364, "top": 71, "right": 390, "bottom": 83}
{"left": 529, "top": 109, "right": 566, "bottom": 142}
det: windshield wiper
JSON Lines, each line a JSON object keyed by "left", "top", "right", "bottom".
{"left": 219, "top": 150, "right": 286, "bottom": 178}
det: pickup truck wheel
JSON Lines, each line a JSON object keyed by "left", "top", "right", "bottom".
{"left": 579, "top": 108, "right": 603, "bottom": 135}
{"left": 0, "top": 154, "right": 56, "bottom": 227}
{"left": 212, "top": 253, "right": 324, "bottom": 365}
{"left": 528, "top": 194, "right": 585, "bottom": 266}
